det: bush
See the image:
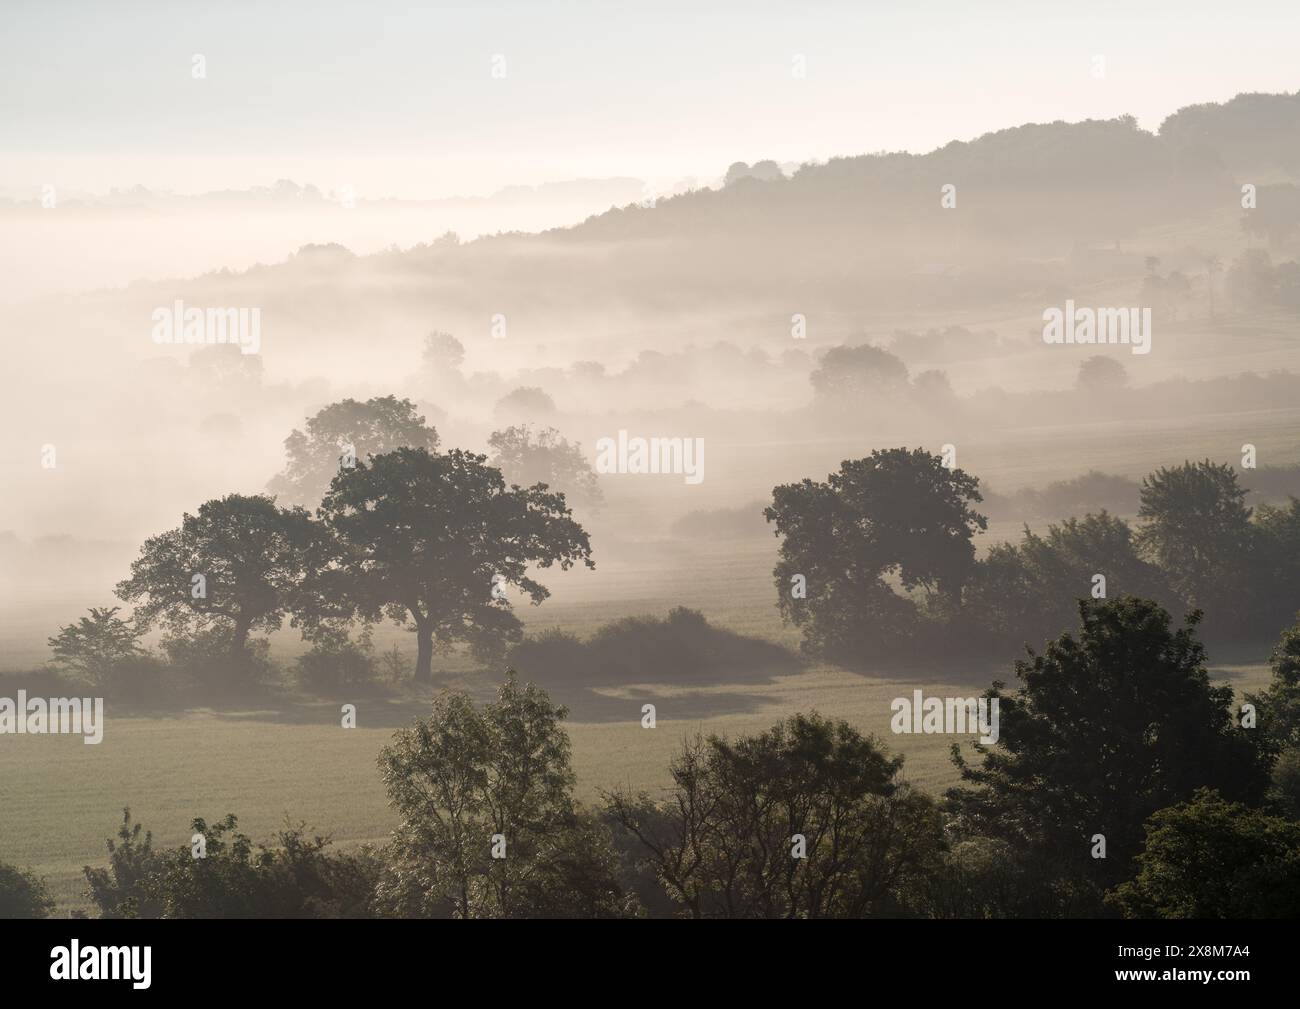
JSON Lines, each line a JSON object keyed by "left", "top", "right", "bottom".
{"left": 0, "top": 861, "right": 55, "bottom": 918}
{"left": 83, "top": 808, "right": 164, "bottom": 918}
{"left": 507, "top": 608, "right": 799, "bottom": 686}
{"left": 84, "top": 808, "right": 382, "bottom": 918}
{"left": 909, "top": 837, "right": 1100, "bottom": 919}
{"left": 47, "top": 606, "right": 146, "bottom": 688}
{"left": 99, "top": 654, "right": 173, "bottom": 703}
{"left": 0, "top": 666, "right": 85, "bottom": 699}
{"left": 162, "top": 626, "right": 274, "bottom": 695}
{"left": 670, "top": 502, "right": 768, "bottom": 540}
{"left": 981, "top": 471, "right": 1141, "bottom": 522}
{"left": 295, "top": 629, "right": 379, "bottom": 695}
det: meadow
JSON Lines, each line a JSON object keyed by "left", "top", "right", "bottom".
{"left": 0, "top": 530, "right": 1278, "bottom": 913}
{"left": 3, "top": 389, "right": 1298, "bottom": 913}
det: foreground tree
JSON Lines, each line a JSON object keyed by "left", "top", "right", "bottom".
{"left": 310, "top": 448, "right": 592, "bottom": 681}
{"left": 84, "top": 808, "right": 379, "bottom": 918}
{"left": 606, "top": 713, "right": 941, "bottom": 918}
{"left": 83, "top": 808, "right": 164, "bottom": 918}
{"left": 1107, "top": 789, "right": 1300, "bottom": 918}
{"left": 947, "top": 597, "right": 1271, "bottom": 905}
{"left": 0, "top": 861, "right": 54, "bottom": 918}
{"left": 269, "top": 395, "right": 440, "bottom": 507}
{"left": 377, "top": 675, "right": 631, "bottom": 918}
{"left": 116, "top": 494, "right": 314, "bottom": 671}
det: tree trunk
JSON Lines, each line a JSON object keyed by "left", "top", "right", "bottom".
{"left": 230, "top": 614, "right": 251, "bottom": 656}
{"left": 414, "top": 623, "right": 434, "bottom": 682}
{"left": 230, "top": 613, "right": 253, "bottom": 678}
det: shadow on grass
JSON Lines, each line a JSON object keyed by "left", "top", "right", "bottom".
{"left": 542, "top": 682, "right": 775, "bottom": 724}
{"left": 95, "top": 682, "right": 776, "bottom": 729}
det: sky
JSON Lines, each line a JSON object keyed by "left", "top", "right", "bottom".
{"left": 3, "top": 0, "right": 1299, "bottom": 199}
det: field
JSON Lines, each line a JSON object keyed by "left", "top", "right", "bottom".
{"left": 3, "top": 401, "right": 1298, "bottom": 913}
{"left": 0, "top": 530, "right": 1278, "bottom": 913}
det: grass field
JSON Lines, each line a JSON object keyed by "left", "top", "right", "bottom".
{"left": 0, "top": 543, "right": 1277, "bottom": 914}
{"left": 1, "top": 660, "right": 1275, "bottom": 914}
{"left": 3, "top": 406, "right": 1296, "bottom": 914}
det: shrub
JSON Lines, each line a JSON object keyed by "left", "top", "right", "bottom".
{"left": 295, "top": 628, "right": 378, "bottom": 695}
{"left": 507, "top": 608, "right": 798, "bottom": 686}
{"left": 84, "top": 808, "right": 381, "bottom": 918}
{"left": 0, "top": 861, "right": 55, "bottom": 918}
{"left": 162, "top": 626, "right": 274, "bottom": 695}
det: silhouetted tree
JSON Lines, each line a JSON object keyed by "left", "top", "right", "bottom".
{"left": 1136, "top": 461, "right": 1254, "bottom": 633}
{"left": 607, "top": 713, "right": 941, "bottom": 918}
{"left": 377, "top": 674, "right": 633, "bottom": 917}
{"left": 963, "top": 511, "right": 1176, "bottom": 649}
{"left": 947, "top": 598, "right": 1271, "bottom": 908}
{"left": 422, "top": 331, "right": 465, "bottom": 372}
{"left": 1253, "top": 498, "right": 1300, "bottom": 631}
{"left": 83, "top": 808, "right": 163, "bottom": 918}
{"left": 116, "top": 495, "right": 314, "bottom": 673}
{"left": 765, "top": 448, "right": 986, "bottom": 659}
{"left": 47, "top": 607, "right": 145, "bottom": 685}
{"left": 308, "top": 448, "right": 592, "bottom": 681}
{"left": 723, "top": 161, "right": 752, "bottom": 186}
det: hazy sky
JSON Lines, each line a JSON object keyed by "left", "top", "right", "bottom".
{"left": 4, "top": 0, "right": 1298, "bottom": 198}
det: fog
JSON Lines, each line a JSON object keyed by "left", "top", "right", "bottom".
{"left": 5, "top": 65, "right": 1300, "bottom": 669}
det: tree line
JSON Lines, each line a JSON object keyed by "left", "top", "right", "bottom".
{"left": 43, "top": 396, "right": 602, "bottom": 692}
{"left": 767, "top": 447, "right": 1300, "bottom": 664}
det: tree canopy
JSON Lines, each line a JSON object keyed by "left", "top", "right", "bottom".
{"left": 765, "top": 448, "right": 986, "bottom": 659}
{"left": 116, "top": 494, "right": 314, "bottom": 671}
{"left": 269, "top": 395, "right": 440, "bottom": 507}
{"left": 309, "top": 447, "right": 592, "bottom": 681}
{"left": 606, "top": 713, "right": 940, "bottom": 918}
{"left": 947, "top": 597, "right": 1271, "bottom": 905}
